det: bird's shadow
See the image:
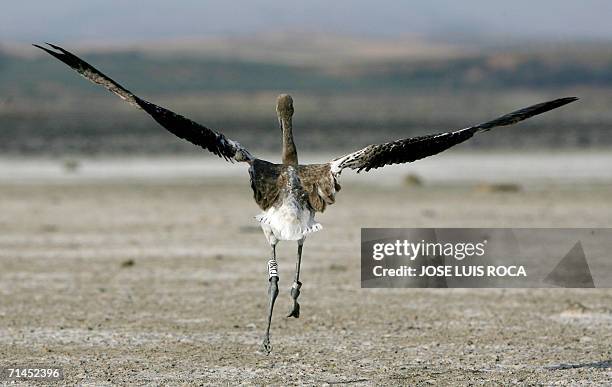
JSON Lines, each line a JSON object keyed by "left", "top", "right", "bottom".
{"left": 545, "top": 359, "right": 611, "bottom": 370}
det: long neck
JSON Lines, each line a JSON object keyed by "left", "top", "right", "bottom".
{"left": 281, "top": 117, "right": 298, "bottom": 165}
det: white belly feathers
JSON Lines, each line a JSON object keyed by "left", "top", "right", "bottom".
{"left": 256, "top": 195, "right": 322, "bottom": 241}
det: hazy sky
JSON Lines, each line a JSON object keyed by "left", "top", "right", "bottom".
{"left": 2, "top": 1, "right": 612, "bottom": 43}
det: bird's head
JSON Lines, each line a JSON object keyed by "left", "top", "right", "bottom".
{"left": 276, "top": 94, "right": 294, "bottom": 128}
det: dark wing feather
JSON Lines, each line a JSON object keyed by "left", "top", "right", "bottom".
{"left": 33, "top": 43, "right": 253, "bottom": 162}
{"left": 330, "top": 97, "right": 578, "bottom": 173}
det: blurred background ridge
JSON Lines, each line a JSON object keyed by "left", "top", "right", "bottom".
{"left": 1, "top": 1, "right": 611, "bottom": 156}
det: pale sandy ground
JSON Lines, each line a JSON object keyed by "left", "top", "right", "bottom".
{"left": 0, "top": 156, "right": 611, "bottom": 385}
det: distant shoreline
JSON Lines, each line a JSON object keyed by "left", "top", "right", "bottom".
{"left": 2, "top": 150, "right": 611, "bottom": 186}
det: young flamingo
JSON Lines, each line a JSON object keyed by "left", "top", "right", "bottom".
{"left": 34, "top": 43, "right": 577, "bottom": 353}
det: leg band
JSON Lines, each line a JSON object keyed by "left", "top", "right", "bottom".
{"left": 268, "top": 259, "right": 278, "bottom": 279}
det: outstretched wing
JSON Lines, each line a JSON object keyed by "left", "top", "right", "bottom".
{"left": 330, "top": 97, "right": 578, "bottom": 173}
{"left": 34, "top": 43, "right": 253, "bottom": 162}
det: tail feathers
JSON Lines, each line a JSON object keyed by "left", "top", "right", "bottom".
{"left": 255, "top": 214, "right": 322, "bottom": 238}
{"left": 304, "top": 223, "right": 323, "bottom": 235}
{"left": 33, "top": 43, "right": 141, "bottom": 108}
{"left": 473, "top": 97, "right": 578, "bottom": 134}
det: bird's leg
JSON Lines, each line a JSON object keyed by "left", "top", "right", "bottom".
{"left": 261, "top": 242, "right": 279, "bottom": 354}
{"left": 287, "top": 238, "right": 304, "bottom": 318}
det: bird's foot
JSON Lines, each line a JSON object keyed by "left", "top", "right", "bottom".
{"left": 287, "top": 281, "right": 302, "bottom": 318}
{"left": 287, "top": 301, "right": 300, "bottom": 318}
{"left": 260, "top": 335, "right": 272, "bottom": 355}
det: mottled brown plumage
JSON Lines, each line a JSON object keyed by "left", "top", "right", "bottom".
{"left": 249, "top": 160, "right": 340, "bottom": 213}
{"left": 297, "top": 163, "right": 341, "bottom": 212}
